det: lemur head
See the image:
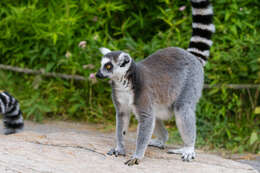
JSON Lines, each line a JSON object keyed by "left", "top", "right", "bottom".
{"left": 96, "top": 47, "right": 133, "bottom": 80}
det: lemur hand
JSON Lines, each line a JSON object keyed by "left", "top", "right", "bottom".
{"left": 125, "top": 157, "right": 140, "bottom": 166}
{"left": 107, "top": 148, "right": 126, "bottom": 157}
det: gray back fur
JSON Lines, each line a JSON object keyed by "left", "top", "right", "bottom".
{"left": 137, "top": 47, "right": 203, "bottom": 108}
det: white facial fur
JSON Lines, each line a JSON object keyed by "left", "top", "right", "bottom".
{"left": 111, "top": 52, "right": 132, "bottom": 81}
{"left": 99, "top": 50, "right": 132, "bottom": 80}
{"left": 101, "top": 57, "right": 110, "bottom": 67}
{"left": 99, "top": 57, "right": 113, "bottom": 78}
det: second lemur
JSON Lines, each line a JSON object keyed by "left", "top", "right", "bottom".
{"left": 96, "top": 0, "right": 214, "bottom": 166}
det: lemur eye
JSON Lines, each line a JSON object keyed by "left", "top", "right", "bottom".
{"left": 106, "top": 64, "right": 111, "bottom": 70}
{"left": 105, "top": 63, "right": 113, "bottom": 71}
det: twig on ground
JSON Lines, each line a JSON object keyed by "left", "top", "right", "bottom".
{"left": 29, "top": 141, "right": 106, "bottom": 157}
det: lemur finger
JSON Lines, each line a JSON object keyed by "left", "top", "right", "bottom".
{"left": 107, "top": 148, "right": 126, "bottom": 157}
{"left": 125, "top": 158, "right": 140, "bottom": 166}
{"left": 188, "top": 154, "right": 193, "bottom": 161}
{"left": 107, "top": 149, "right": 115, "bottom": 156}
{"left": 182, "top": 153, "right": 193, "bottom": 162}
{"left": 115, "top": 151, "right": 119, "bottom": 157}
{"left": 192, "top": 152, "right": 196, "bottom": 159}
{"left": 181, "top": 154, "right": 188, "bottom": 161}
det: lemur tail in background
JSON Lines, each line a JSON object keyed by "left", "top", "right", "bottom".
{"left": 0, "top": 91, "right": 24, "bottom": 135}
{"left": 187, "top": 0, "right": 215, "bottom": 66}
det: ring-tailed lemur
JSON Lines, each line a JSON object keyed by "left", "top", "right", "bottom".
{"left": 96, "top": 0, "right": 214, "bottom": 166}
{"left": 0, "top": 91, "right": 24, "bottom": 135}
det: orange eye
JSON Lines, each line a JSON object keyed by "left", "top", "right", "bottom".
{"left": 106, "top": 64, "right": 112, "bottom": 70}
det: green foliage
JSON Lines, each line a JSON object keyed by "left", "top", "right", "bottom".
{"left": 0, "top": 0, "right": 259, "bottom": 153}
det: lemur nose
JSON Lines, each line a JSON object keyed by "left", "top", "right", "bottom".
{"left": 96, "top": 70, "right": 106, "bottom": 79}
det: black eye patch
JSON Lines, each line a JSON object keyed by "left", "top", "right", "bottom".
{"left": 120, "top": 56, "right": 130, "bottom": 67}
{"left": 104, "top": 62, "right": 113, "bottom": 71}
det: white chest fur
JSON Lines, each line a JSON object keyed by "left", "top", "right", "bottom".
{"left": 117, "top": 90, "right": 133, "bottom": 105}
{"left": 114, "top": 81, "right": 134, "bottom": 111}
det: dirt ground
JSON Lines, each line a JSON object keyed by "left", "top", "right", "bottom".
{"left": 0, "top": 120, "right": 258, "bottom": 173}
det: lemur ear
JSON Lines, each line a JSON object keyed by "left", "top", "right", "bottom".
{"left": 118, "top": 53, "right": 130, "bottom": 67}
{"left": 99, "top": 47, "right": 111, "bottom": 55}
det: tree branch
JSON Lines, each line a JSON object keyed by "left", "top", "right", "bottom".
{"left": 1, "top": 64, "right": 260, "bottom": 89}
{"left": 0, "top": 64, "right": 86, "bottom": 81}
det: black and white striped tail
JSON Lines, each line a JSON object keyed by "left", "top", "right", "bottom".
{"left": 0, "top": 91, "right": 24, "bottom": 135}
{"left": 188, "top": 0, "right": 215, "bottom": 66}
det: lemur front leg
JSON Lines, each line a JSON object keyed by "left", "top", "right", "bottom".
{"left": 107, "top": 111, "right": 130, "bottom": 157}
{"left": 125, "top": 109, "right": 155, "bottom": 166}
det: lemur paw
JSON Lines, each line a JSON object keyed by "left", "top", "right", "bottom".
{"left": 148, "top": 139, "right": 165, "bottom": 149}
{"left": 125, "top": 157, "right": 140, "bottom": 166}
{"left": 167, "top": 147, "right": 195, "bottom": 162}
{"left": 107, "top": 148, "right": 126, "bottom": 157}
{"left": 181, "top": 151, "right": 195, "bottom": 162}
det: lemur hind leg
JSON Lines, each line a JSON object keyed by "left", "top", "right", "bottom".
{"left": 168, "top": 102, "right": 196, "bottom": 162}
{"left": 148, "top": 119, "right": 168, "bottom": 149}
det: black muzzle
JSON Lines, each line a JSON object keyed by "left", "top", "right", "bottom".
{"left": 96, "top": 70, "right": 107, "bottom": 79}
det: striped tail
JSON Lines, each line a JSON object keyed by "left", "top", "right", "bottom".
{"left": 0, "top": 91, "right": 24, "bottom": 135}
{"left": 187, "top": 0, "right": 215, "bottom": 66}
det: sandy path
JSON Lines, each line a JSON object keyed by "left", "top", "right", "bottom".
{"left": 0, "top": 121, "right": 258, "bottom": 173}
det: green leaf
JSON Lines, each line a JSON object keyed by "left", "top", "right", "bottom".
{"left": 254, "top": 107, "right": 260, "bottom": 114}
{"left": 53, "top": 33, "right": 58, "bottom": 45}
{"left": 249, "top": 131, "right": 258, "bottom": 145}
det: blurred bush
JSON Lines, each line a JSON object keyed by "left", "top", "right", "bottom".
{"left": 0, "top": 0, "right": 259, "bottom": 153}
